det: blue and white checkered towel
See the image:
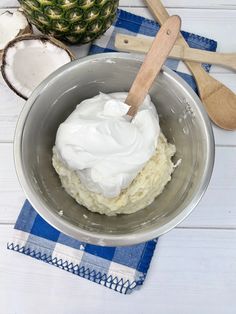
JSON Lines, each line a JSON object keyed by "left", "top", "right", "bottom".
{"left": 8, "top": 9, "right": 217, "bottom": 294}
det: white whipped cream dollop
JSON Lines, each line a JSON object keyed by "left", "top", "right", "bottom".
{"left": 55, "top": 92, "right": 160, "bottom": 198}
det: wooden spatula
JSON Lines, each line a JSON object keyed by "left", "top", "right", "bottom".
{"left": 126, "top": 15, "right": 181, "bottom": 117}
{"left": 115, "top": 34, "right": 236, "bottom": 72}
{"left": 146, "top": 0, "right": 236, "bottom": 130}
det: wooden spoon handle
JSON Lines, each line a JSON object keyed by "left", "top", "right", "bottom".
{"left": 126, "top": 15, "right": 181, "bottom": 117}
{"left": 145, "top": 0, "right": 205, "bottom": 75}
{"left": 146, "top": 0, "right": 170, "bottom": 26}
{"left": 115, "top": 34, "right": 236, "bottom": 72}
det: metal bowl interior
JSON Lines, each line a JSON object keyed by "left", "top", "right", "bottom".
{"left": 14, "top": 53, "right": 214, "bottom": 246}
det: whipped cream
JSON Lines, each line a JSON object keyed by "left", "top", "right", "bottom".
{"left": 55, "top": 92, "right": 160, "bottom": 198}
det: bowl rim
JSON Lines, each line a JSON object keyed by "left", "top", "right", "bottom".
{"left": 14, "top": 52, "right": 215, "bottom": 246}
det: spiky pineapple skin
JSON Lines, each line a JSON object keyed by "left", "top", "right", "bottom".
{"left": 18, "top": 0, "right": 119, "bottom": 44}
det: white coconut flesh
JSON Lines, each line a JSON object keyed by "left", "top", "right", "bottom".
{"left": 0, "top": 11, "right": 29, "bottom": 50}
{"left": 3, "top": 39, "right": 72, "bottom": 98}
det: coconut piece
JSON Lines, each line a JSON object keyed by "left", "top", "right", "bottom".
{"left": 0, "top": 10, "right": 32, "bottom": 56}
{"left": 1, "top": 35, "right": 76, "bottom": 99}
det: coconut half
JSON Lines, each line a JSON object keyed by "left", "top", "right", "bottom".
{"left": 1, "top": 35, "right": 76, "bottom": 99}
{"left": 0, "top": 10, "right": 32, "bottom": 60}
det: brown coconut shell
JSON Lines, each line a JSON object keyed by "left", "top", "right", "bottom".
{"left": 1, "top": 34, "right": 77, "bottom": 99}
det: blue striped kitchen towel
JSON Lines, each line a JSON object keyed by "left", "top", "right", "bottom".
{"left": 8, "top": 9, "right": 217, "bottom": 294}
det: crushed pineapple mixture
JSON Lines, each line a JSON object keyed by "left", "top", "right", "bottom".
{"left": 52, "top": 133, "right": 176, "bottom": 216}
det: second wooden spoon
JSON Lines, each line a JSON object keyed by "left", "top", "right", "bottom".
{"left": 146, "top": 0, "right": 236, "bottom": 130}
{"left": 115, "top": 34, "right": 236, "bottom": 72}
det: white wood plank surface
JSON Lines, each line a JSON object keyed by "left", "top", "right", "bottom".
{"left": 3, "top": 0, "right": 236, "bottom": 9}
{"left": 0, "top": 144, "right": 25, "bottom": 223}
{"left": 1, "top": 225, "right": 236, "bottom": 314}
{"left": 1, "top": 1, "right": 236, "bottom": 313}
{"left": 1, "top": 143, "right": 236, "bottom": 228}
{"left": 120, "top": 0, "right": 236, "bottom": 9}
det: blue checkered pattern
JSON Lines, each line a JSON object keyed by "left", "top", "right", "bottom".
{"left": 8, "top": 9, "right": 217, "bottom": 294}
{"left": 8, "top": 201, "right": 156, "bottom": 294}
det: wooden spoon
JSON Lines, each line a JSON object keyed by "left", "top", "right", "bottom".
{"left": 115, "top": 34, "right": 236, "bottom": 72}
{"left": 146, "top": 0, "right": 236, "bottom": 130}
{"left": 126, "top": 15, "right": 181, "bottom": 117}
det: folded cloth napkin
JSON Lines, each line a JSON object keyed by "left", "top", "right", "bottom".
{"left": 8, "top": 9, "right": 217, "bottom": 295}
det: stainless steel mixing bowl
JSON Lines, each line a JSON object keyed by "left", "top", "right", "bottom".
{"left": 14, "top": 53, "right": 214, "bottom": 246}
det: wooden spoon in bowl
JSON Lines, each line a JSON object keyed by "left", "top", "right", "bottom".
{"left": 126, "top": 15, "right": 181, "bottom": 117}
{"left": 146, "top": 0, "right": 236, "bottom": 130}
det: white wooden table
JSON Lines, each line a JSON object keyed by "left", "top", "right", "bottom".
{"left": 1, "top": 1, "right": 236, "bottom": 313}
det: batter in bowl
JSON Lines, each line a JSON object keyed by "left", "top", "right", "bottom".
{"left": 52, "top": 92, "right": 176, "bottom": 216}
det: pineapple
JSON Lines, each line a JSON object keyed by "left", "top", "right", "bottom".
{"left": 19, "top": 0, "right": 119, "bottom": 44}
